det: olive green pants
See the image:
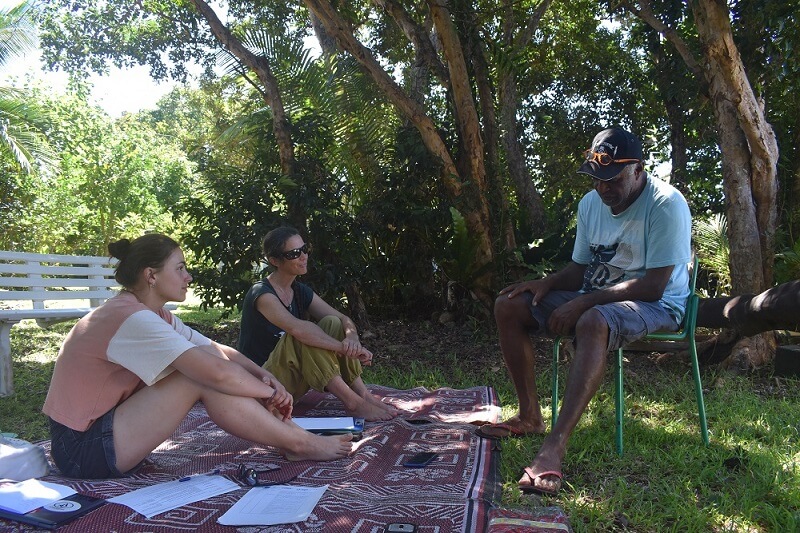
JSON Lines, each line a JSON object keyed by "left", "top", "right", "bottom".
{"left": 264, "top": 315, "right": 363, "bottom": 400}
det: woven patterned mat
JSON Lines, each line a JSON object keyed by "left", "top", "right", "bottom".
{"left": 2, "top": 386, "right": 501, "bottom": 532}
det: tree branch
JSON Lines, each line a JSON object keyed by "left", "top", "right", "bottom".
{"left": 620, "top": 0, "right": 702, "bottom": 79}
{"left": 371, "top": 0, "right": 449, "bottom": 84}
{"left": 188, "top": 0, "right": 295, "bottom": 177}
{"left": 302, "top": 0, "right": 463, "bottom": 195}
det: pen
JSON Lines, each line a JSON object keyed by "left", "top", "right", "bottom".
{"left": 178, "top": 469, "right": 221, "bottom": 482}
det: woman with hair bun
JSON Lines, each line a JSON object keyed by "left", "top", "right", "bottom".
{"left": 43, "top": 233, "right": 352, "bottom": 480}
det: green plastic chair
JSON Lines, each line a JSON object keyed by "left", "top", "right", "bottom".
{"left": 550, "top": 255, "right": 709, "bottom": 456}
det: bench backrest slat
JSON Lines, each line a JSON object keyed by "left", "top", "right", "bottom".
{"left": 0, "top": 277, "right": 119, "bottom": 289}
{"left": 1, "top": 251, "right": 120, "bottom": 308}
{"left": 0, "top": 289, "right": 119, "bottom": 301}
{"left": 0, "top": 264, "right": 115, "bottom": 277}
{"left": 0, "top": 250, "right": 114, "bottom": 265}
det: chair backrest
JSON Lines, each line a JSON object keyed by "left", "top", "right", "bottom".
{"left": 680, "top": 254, "right": 700, "bottom": 331}
{"left": 688, "top": 253, "right": 699, "bottom": 293}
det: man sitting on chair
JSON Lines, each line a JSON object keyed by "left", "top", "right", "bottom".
{"left": 481, "top": 127, "right": 692, "bottom": 495}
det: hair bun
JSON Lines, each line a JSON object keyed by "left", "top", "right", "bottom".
{"left": 108, "top": 238, "right": 132, "bottom": 260}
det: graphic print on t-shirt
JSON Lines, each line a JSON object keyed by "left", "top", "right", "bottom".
{"left": 582, "top": 242, "right": 634, "bottom": 292}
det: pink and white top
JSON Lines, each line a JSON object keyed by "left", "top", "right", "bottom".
{"left": 43, "top": 291, "right": 211, "bottom": 431}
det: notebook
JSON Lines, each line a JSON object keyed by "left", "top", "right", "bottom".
{"left": 294, "top": 416, "right": 365, "bottom": 436}
{"left": 0, "top": 492, "right": 106, "bottom": 530}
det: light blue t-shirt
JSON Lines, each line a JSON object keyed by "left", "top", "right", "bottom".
{"left": 572, "top": 175, "right": 692, "bottom": 322}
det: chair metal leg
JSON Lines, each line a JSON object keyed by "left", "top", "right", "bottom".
{"left": 688, "top": 333, "right": 710, "bottom": 446}
{"left": 555, "top": 337, "right": 702, "bottom": 456}
{"left": 615, "top": 348, "right": 624, "bottom": 456}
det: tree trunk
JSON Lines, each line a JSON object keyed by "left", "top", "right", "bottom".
{"left": 644, "top": 29, "right": 689, "bottom": 192}
{"left": 629, "top": 0, "right": 781, "bottom": 368}
{"left": 697, "top": 281, "right": 800, "bottom": 336}
{"left": 189, "top": 0, "right": 306, "bottom": 228}
{"left": 690, "top": 0, "right": 780, "bottom": 367}
{"left": 303, "top": 0, "right": 497, "bottom": 308}
{"left": 497, "top": 0, "right": 549, "bottom": 241}
{"left": 690, "top": 0, "right": 779, "bottom": 289}
{"left": 458, "top": 0, "right": 517, "bottom": 251}
{"left": 344, "top": 281, "right": 372, "bottom": 332}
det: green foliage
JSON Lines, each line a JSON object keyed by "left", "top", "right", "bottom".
{"left": 775, "top": 237, "right": 800, "bottom": 284}
{"left": 60, "top": 95, "right": 188, "bottom": 252}
{"left": 693, "top": 213, "right": 731, "bottom": 297}
{"left": 36, "top": 1, "right": 218, "bottom": 82}
{"left": 17, "top": 0, "right": 800, "bottom": 317}
{"left": 179, "top": 165, "right": 286, "bottom": 309}
{"left": 2, "top": 84, "right": 193, "bottom": 255}
{"left": 440, "top": 207, "right": 481, "bottom": 285}
{"left": 0, "top": 2, "right": 57, "bottom": 175}
{"left": 0, "top": 1, "right": 35, "bottom": 63}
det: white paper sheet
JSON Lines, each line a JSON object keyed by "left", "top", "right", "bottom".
{"left": 108, "top": 475, "right": 238, "bottom": 518}
{"left": 293, "top": 417, "right": 358, "bottom": 431}
{"left": 217, "top": 485, "right": 328, "bottom": 526}
{"left": 0, "top": 479, "right": 76, "bottom": 514}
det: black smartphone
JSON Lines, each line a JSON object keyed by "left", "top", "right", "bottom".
{"left": 402, "top": 451, "right": 438, "bottom": 468}
{"left": 386, "top": 523, "right": 416, "bottom": 532}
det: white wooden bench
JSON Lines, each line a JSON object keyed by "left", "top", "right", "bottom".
{"left": 0, "top": 251, "right": 119, "bottom": 397}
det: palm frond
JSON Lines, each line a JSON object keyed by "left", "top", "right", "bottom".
{"left": 0, "top": 1, "right": 36, "bottom": 68}
{"left": 0, "top": 88, "right": 58, "bottom": 174}
{"left": 693, "top": 213, "right": 730, "bottom": 296}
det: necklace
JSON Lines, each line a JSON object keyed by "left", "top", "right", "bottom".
{"left": 271, "top": 281, "right": 293, "bottom": 310}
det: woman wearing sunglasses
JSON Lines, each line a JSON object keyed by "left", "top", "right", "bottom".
{"left": 42, "top": 233, "right": 353, "bottom": 479}
{"left": 238, "top": 226, "right": 398, "bottom": 421}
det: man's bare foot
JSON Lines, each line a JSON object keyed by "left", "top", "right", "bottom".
{"left": 518, "top": 444, "right": 564, "bottom": 495}
{"left": 284, "top": 433, "right": 353, "bottom": 461}
{"left": 475, "top": 413, "right": 546, "bottom": 439}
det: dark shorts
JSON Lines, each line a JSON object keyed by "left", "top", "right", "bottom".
{"left": 528, "top": 290, "right": 679, "bottom": 352}
{"left": 49, "top": 409, "right": 126, "bottom": 479}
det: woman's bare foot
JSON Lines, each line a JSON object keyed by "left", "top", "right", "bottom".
{"left": 284, "top": 433, "right": 353, "bottom": 461}
{"left": 364, "top": 392, "right": 400, "bottom": 417}
{"left": 349, "top": 398, "right": 395, "bottom": 421}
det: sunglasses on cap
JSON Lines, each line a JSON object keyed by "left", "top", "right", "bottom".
{"left": 582, "top": 149, "right": 640, "bottom": 167}
{"left": 237, "top": 464, "right": 299, "bottom": 487}
{"left": 279, "top": 243, "right": 311, "bottom": 260}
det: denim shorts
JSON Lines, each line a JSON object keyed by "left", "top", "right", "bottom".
{"left": 528, "top": 290, "right": 679, "bottom": 352}
{"left": 49, "top": 409, "right": 125, "bottom": 479}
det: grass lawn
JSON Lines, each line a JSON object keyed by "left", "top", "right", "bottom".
{"left": 2, "top": 305, "right": 800, "bottom": 531}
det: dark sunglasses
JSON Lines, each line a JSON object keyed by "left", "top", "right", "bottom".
{"left": 237, "top": 464, "right": 299, "bottom": 487}
{"left": 582, "top": 149, "right": 640, "bottom": 167}
{"left": 280, "top": 243, "right": 312, "bottom": 261}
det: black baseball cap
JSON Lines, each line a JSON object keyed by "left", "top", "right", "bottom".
{"left": 577, "top": 127, "right": 643, "bottom": 181}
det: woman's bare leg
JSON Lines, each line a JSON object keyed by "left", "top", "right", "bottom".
{"left": 113, "top": 372, "right": 352, "bottom": 472}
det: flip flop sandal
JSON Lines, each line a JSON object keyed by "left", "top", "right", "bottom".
{"left": 474, "top": 422, "right": 531, "bottom": 440}
{"left": 518, "top": 467, "right": 563, "bottom": 496}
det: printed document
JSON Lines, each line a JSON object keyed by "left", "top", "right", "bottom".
{"left": 0, "top": 479, "right": 76, "bottom": 514}
{"left": 108, "top": 475, "right": 238, "bottom": 518}
{"left": 218, "top": 485, "right": 328, "bottom": 526}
